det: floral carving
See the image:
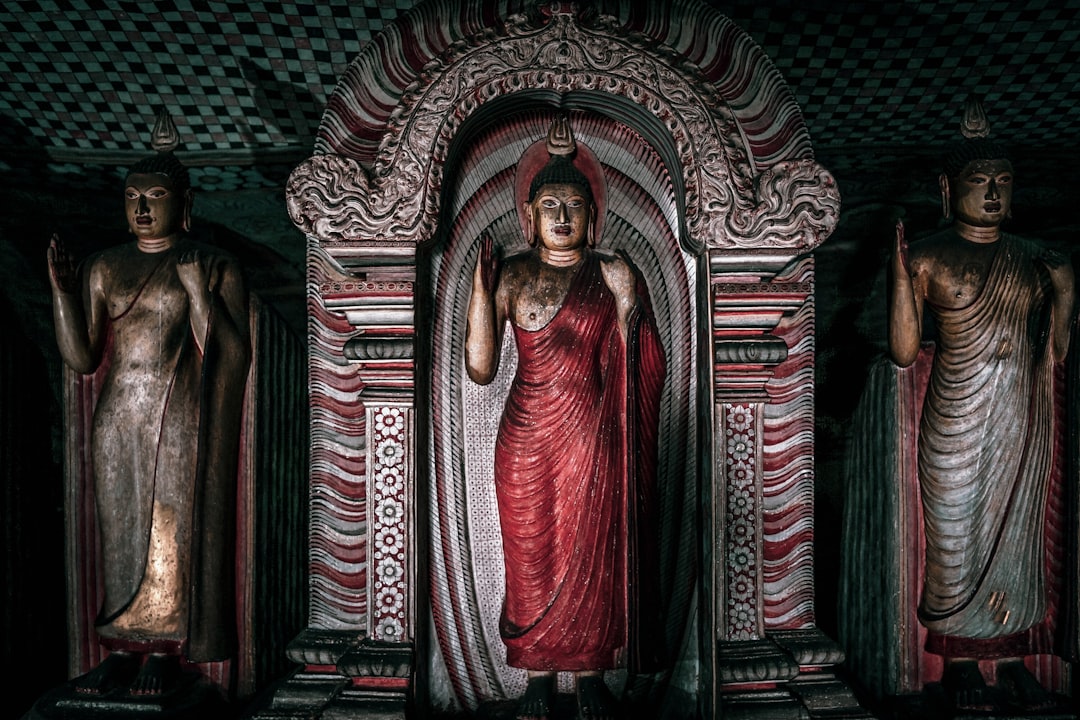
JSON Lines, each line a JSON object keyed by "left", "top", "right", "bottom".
{"left": 724, "top": 403, "right": 760, "bottom": 640}
{"left": 369, "top": 405, "right": 410, "bottom": 642}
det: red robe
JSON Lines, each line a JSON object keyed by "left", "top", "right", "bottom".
{"left": 493, "top": 252, "right": 665, "bottom": 671}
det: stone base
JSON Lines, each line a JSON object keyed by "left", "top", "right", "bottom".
{"left": 881, "top": 685, "right": 1078, "bottom": 720}
{"left": 241, "top": 629, "right": 413, "bottom": 720}
{"left": 474, "top": 694, "right": 575, "bottom": 720}
{"left": 467, "top": 690, "right": 695, "bottom": 719}
{"left": 24, "top": 676, "right": 232, "bottom": 720}
{"left": 242, "top": 668, "right": 350, "bottom": 719}
{"left": 716, "top": 629, "right": 875, "bottom": 720}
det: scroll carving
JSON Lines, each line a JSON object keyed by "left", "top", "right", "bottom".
{"left": 288, "top": 10, "right": 838, "bottom": 252}
{"left": 726, "top": 159, "right": 841, "bottom": 250}
{"left": 286, "top": 153, "right": 421, "bottom": 243}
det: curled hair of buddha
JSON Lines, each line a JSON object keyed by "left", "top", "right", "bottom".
{"left": 528, "top": 115, "right": 593, "bottom": 202}
{"left": 942, "top": 96, "right": 1011, "bottom": 177}
{"left": 127, "top": 108, "right": 190, "bottom": 192}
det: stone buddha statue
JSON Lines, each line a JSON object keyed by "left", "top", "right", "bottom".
{"left": 47, "top": 109, "right": 250, "bottom": 698}
{"left": 889, "top": 97, "right": 1075, "bottom": 712}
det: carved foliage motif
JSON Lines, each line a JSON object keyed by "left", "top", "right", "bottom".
{"left": 729, "top": 159, "right": 840, "bottom": 249}
{"left": 287, "top": 9, "right": 838, "bottom": 251}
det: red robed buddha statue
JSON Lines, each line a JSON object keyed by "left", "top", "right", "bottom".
{"left": 465, "top": 117, "right": 666, "bottom": 720}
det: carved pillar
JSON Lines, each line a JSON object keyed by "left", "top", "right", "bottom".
{"left": 711, "top": 267, "right": 798, "bottom": 644}
{"left": 341, "top": 275, "right": 418, "bottom": 700}
{"left": 707, "top": 255, "right": 859, "bottom": 718}
{"left": 338, "top": 269, "right": 420, "bottom": 655}
{"left": 267, "top": 243, "right": 418, "bottom": 718}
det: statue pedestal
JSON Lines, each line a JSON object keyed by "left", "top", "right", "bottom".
{"left": 716, "top": 628, "right": 872, "bottom": 719}
{"left": 24, "top": 676, "right": 232, "bottom": 720}
{"left": 244, "top": 630, "right": 411, "bottom": 720}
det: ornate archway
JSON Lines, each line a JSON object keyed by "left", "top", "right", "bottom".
{"left": 272, "top": 1, "right": 854, "bottom": 717}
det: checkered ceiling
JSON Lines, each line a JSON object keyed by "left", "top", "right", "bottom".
{"left": 0, "top": 0, "right": 1077, "bottom": 189}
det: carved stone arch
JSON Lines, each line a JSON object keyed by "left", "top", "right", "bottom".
{"left": 287, "top": 1, "right": 839, "bottom": 255}
{"left": 276, "top": 2, "right": 860, "bottom": 719}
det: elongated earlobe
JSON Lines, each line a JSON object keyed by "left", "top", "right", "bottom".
{"left": 183, "top": 190, "right": 194, "bottom": 232}
{"left": 938, "top": 174, "right": 951, "bottom": 221}
{"left": 522, "top": 202, "right": 536, "bottom": 247}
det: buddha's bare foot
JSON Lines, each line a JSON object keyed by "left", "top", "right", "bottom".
{"left": 128, "top": 653, "right": 181, "bottom": 697}
{"left": 72, "top": 651, "right": 139, "bottom": 695}
{"left": 941, "top": 659, "right": 998, "bottom": 713}
{"left": 516, "top": 673, "right": 556, "bottom": 720}
{"left": 576, "top": 674, "right": 619, "bottom": 720}
{"left": 997, "top": 659, "right": 1055, "bottom": 710}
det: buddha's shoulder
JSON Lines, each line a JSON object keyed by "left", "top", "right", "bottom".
{"left": 82, "top": 243, "right": 146, "bottom": 277}
{"left": 180, "top": 238, "right": 238, "bottom": 258}
{"left": 175, "top": 239, "right": 244, "bottom": 273}
{"left": 999, "top": 233, "right": 1071, "bottom": 274}
{"left": 90, "top": 241, "right": 139, "bottom": 263}
{"left": 999, "top": 231, "right": 1049, "bottom": 255}
{"left": 907, "top": 230, "right": 985, "bottom": 267}
{"left": 592, "top": 248, "right": 625, "bottom": 263}
{"left": 500, "top": 249, "right": 538, "bottom": 275}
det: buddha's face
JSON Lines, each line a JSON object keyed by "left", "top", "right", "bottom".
{"left": 948, "top": 158, "right": 1013, "bottom": 228}
{"left": 125, "top": 172, "right": 186, "bottom": 240}
{"left": 528, "top": 182, "right": 592, "bottom": 252}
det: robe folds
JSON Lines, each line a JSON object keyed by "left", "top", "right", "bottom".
{"left": 89, "top": 240, "right": 248, "bottom": 663}
{"left": 493, "top": 252, "right": 665, "bottom": 671}
{"left": 917, "top": 233, "right": 1060, "bottom": 647}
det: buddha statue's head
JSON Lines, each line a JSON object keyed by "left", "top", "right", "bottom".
{"left": 523, "top": 116, "right": 597, "bottom": 250}
{"left": 125, "top": 109, "right": 193, "bottom": 241}
{"left": 939, "top": 97, "right": 1013, "bottom": 228}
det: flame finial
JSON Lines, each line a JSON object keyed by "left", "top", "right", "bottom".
{"left": 545, "top": 115, "right": 576, "bottom": 157}
{"left": 150, "top": 107, "right": 180, "bottom": 153}
{"left": 960, "top": 96, "right": 990, "bottom": 140}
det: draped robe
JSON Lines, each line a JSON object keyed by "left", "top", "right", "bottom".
{"left": 88, "top": 240, "right": 248, "bottom": 662}
{"left": 493, "top": 252, "right": 665, "bottom": 671}
{"left": 917, "top": 233, "right": 1058, "bottom": 645}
